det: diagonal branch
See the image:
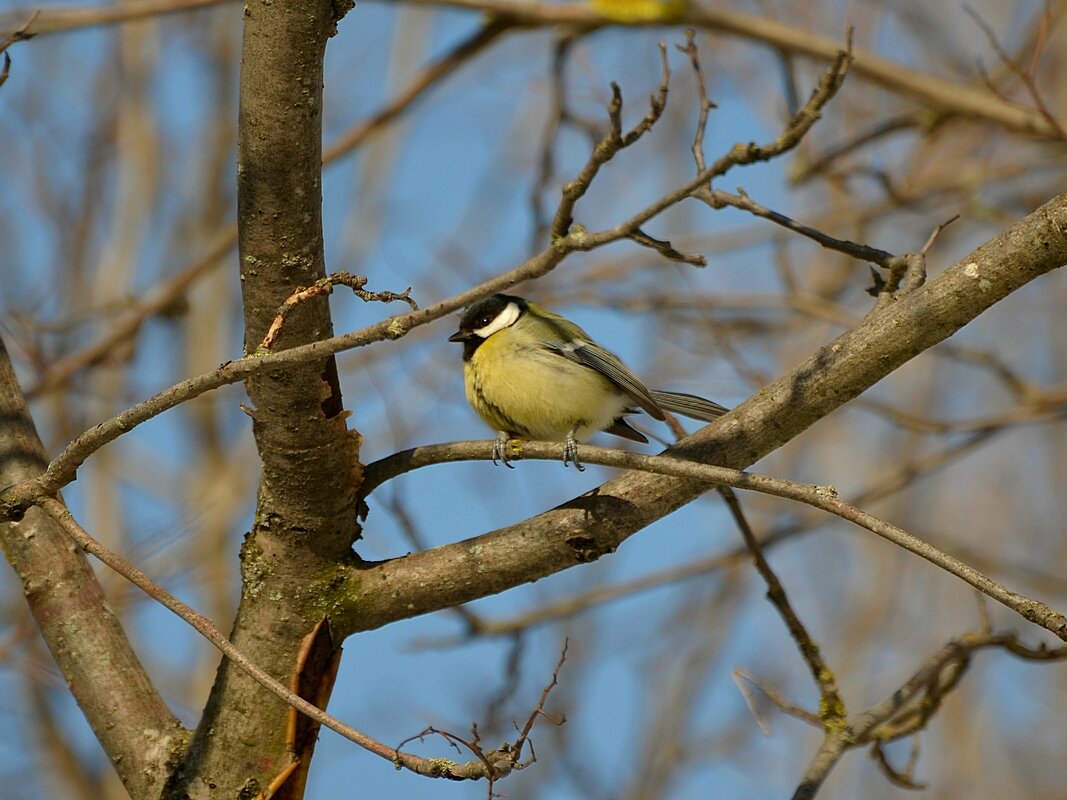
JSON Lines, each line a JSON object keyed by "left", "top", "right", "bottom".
{"left": 329, "top": 194, "right": 1067, "bottom": 638}
{"left": 395, "top": 0, "right": 1062, "bottom": 138}
{"left": 0, "top": 337, "right": 183, "bottom": 800}
{"left": 0, "top": 0, "right": 228, "bottom": 37}
{"left": 33, "top": 496, "right": 528, "bottom": 786}
{"left": 354, "top": 440, "right": 1067, "bottom": 640}
{"left": 550, "top": 43, "right": 670, "bottom": 241}
{"left": 27, "top": 16, "right": 509, "bottom": 399}
{"left": 4, "top": 0, "right": 1060, "bottom": 137}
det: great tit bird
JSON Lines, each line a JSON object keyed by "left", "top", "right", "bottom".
{"left": 448, "top": 293, "right": 728, "bottom": 470}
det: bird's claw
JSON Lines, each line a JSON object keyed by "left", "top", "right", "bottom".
{"left": 492, "top": 432, "right": 516, "bottom": 468}
{"left": 562, "top": 433, "right": 584, "bottom": 471}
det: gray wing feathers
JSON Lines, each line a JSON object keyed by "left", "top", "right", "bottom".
{"left": 550, "top": 341, "right": 665, "bottom": 420}
{"left": 650, "top": 390, "right": 729, "bottom": 422}
{"left": 543, "top": 334, "right": 728, "bottom": 424}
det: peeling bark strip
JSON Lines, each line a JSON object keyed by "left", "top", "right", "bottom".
{"left": 336, "top": 194, "right": 1067, "bottom": 635}
{"left": 0, "top": 337, "right": 184, "bottom": 800}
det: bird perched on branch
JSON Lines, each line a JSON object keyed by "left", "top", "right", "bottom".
{"left": 448, "top": 293, "right": 727, "bottom": 470}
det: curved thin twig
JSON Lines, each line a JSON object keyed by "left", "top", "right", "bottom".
{"left": 35, "top": 497, "right": 520, "bottom": 783}
{"left": 359, "top": 439, "right": 1067, "bottom": 641}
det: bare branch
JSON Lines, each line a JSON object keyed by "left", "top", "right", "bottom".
{"left": 411, "top": 426, "right": 1021, "bottom": 648}
{"left": 549, "top": 43, "right": 671, "bottom": 241}
{"left": 0, "top": 0, "right": 226, "bottom": 37}
{"left": 871, "top": 740, "right": 926, "bottom": 791}
{"left": 698, "top": 185, "right": 895, "bottom": 267}
{"left": 353, "top": 439, "right": 1067, "bottom": 641}
{"left": 732, "top": 669, "right": 823, "bottom": 730}
{"left": 793, "top": 630, "right": 1067, "bottom": 799}
{"left": 0, "top": 42, "right": 858, "bottom": 510}
{"left": 33, "top": 496, "right": 520, "bottom": 785}
{"left": 721, "top": 487, "right": 846, "bottom": 726}
{"left": 511, "top": 638, "right": 569, "bottom": 763}
{"left": 5, "top": 0, "right": 1062, "bottom": 137}
{"left": 0, "top": 338, "right": 182, "bottom": 800}
{"left": 965, "top": 4, "right": 1067, "bottom": 140}
{"left": 259, "top": 273, "right": 417, "bottom": 352}
{"left": 395, "top": 0, "right": 1062, "bottom": 137}
{"left": 626, "top": 228, "right": 707, "bottom": 266}
{"left": 676, "top": 27, "right": 716, "bottom": 172}
{"left": 574, "top": 39, "right": 853, "bottom": 252}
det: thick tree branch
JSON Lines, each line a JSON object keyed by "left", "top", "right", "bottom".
{"left": 354, "top": 441, "right": 1066, "bottom": 639}
{"left": 408, "top": 426, "right": 1017, "bottom": 648}
{"left": 330, "top": 194, "right": 1067, "bottom": 636}
{"left": 0, "top": 337, "right": 183, "bottom": 800}
{"left": 163, "top": 2, "right": 358, "bottom": 797}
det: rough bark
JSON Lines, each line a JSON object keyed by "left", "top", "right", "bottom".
{"left": 162, "top": 2, "right": 358, "bottom": 797}
{"left": 0, "top": 337, "right": 184, "bottom": 800}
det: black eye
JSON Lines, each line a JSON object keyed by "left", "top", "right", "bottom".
{"left": 479, "top": 316, "right": 492, "bottom": 326}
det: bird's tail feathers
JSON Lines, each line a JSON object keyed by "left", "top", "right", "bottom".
{"left": 650, "top": 390, "right": 729, "bottom": 422}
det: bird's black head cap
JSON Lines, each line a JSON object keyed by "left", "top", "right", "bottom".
{"left": 457, "top": 294, "right": 526, "bottom": 332}
{"left": 449, "top": 294, "right": 527, "bottom": 360}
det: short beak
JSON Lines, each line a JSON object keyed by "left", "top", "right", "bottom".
{"left": 448, "top": 330, "right": 472, "bottom": 343}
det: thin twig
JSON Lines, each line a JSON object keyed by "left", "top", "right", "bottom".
{"left": 732, "top": 668, "right": 823, "bottom": 730}
{"left": 571, "top": 37, "right": 853, "bottom": 254}
{"left": 355, "top": 439, "right": 1067, "bottom": 641}
{"left": 965, "top": 4, "right": 1067, "bottom": 140}
{"left": 34, "top": 497, "right": 522, "bottom": 783}
{"left": 676, "top": 27, "right": 716, "bottom": 173}
{"left": 259, "top": 273, "right": 417, "bottom": 352}
{"left": 871, "top": 740, "right": 926, "bottom": 790}
{"left": 626, "top": 228, "right": 706, "bottom": 265}
{"left": 919, "top": 213, "right": 959, "bottom": 255}
{"left": 721, "top": 488, "right": 846, "bottom": 726}
{"left": 698, "top": 185, "right": 895, "bottom": 268}
{"left": 512, "top": 637, "right": 569, "bottom": 762}
{"left": 550, "top": 42, "right": 671, "bottom": 242}
{"left": 393, "top": 638, "right": 568, "bottom": 794}
{"left": 792, "top": 630, "right": 1067, "bottom": 799}
{"left": 530, "top": 34, "right": 601, "bottom": 249}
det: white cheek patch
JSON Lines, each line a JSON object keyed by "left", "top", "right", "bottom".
{"left": 473, "top": 301, "right": 521, "bottom": 338}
